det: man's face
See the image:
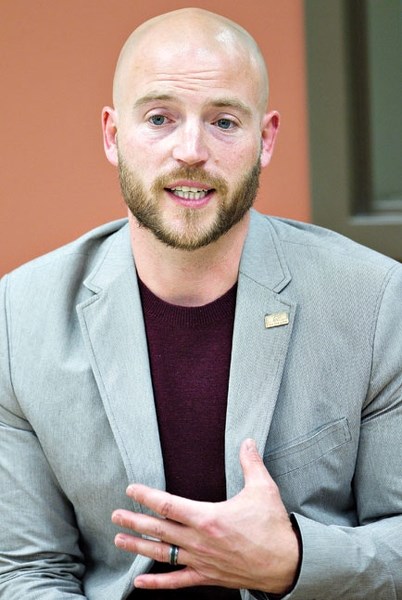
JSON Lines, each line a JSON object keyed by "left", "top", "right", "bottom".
{"left": 108, "top": 29, "right": 277, "bottom": 250}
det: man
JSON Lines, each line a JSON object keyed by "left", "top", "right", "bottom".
{"left": 0, "top": 7, "right": 401, "bottom": 600}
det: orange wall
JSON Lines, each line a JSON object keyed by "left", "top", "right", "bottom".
{"left": 0, "top": 0, "right": 310, "bottom": 275}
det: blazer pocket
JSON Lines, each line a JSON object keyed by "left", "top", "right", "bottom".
{"left": 264, "top": 417, "right": 351, "bottom": 479}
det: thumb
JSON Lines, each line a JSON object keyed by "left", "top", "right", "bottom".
{"left": 240, "top": 438, "right": 272, "bottom": 487}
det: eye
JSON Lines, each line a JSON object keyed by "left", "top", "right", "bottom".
{"left": 215, "top": 118, "right": 236, "bottom": 130}
{"left": 149, "top": 114, "right": 168, "bottom": 126}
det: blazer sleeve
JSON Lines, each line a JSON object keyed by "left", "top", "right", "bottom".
{"left": 0, "top": 275, "right": 87, "bottom": 599}
{"left": 266, "top": 263, "right": 402, "bottom": 600}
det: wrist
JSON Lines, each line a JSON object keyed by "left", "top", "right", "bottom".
{"left": 269, "top": 514, "right": 302, "bottom": 597}
{"left": 279, "top": 514, "right": 302, "bottom": 596}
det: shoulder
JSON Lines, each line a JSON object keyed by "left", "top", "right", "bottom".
{"left": 252, "top": 210, "right": 399, "bottom": 272}
{"left": 1, "top": 218, "right": 129, "bottom": 306}
{"left": 247, "top": 210, "right": 402, "bottom": 300}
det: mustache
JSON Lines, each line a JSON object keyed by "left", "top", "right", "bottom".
{"left": 150, "top": 167, "right": 228, "bottom": 194}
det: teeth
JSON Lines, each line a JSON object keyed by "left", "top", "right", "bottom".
{"left": 170, "top": 186, "right": 210, "bottom": 200}
{"left": 174, "top": 186, "right": 205, "bottom": 192}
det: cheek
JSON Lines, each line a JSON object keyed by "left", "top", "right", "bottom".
{"left": 220, "top": 140, "right": 261, "bottom": 171}
{"left": 118, "top": 138, "right": 162, "bottom": 177}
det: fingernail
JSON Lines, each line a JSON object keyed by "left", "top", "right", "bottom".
{"left": 115, "top": 534, "right": 127, "bottom": 549}
{"left": 111, "top": 512, "right": 123, "bottom": 526}
{"left": 246, "top": 438, "right": 257, "bottom": 451}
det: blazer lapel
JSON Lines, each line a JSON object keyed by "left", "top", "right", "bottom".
{"left": 76, "top": 224, "right": 165, "bottom": 499}
{"left": 225, "top": 211, "right": 296, "bottom": 498}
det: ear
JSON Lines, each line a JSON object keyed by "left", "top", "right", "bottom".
{"left": 102, "top": 106, "right": 118, "bottom": 166}
{"left": 260, "top": 110, "right": 280, "bottom": 168}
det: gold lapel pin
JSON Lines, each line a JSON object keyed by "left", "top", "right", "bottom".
{"left": 264, "top": 311, "right": 290, "bottom": 329}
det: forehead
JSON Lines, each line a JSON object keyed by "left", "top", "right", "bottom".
{"left": 116, "top": 30, "right": 263, "bottom": 110}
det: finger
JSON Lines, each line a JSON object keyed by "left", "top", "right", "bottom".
{"left": 126, "top": 484, "right": 209, "bottom": 527}
{"left": 134, "top": 566, "right": 205, "bottom": 590}
{"left": 111, "top": 509, "right": 183, "bottom": 543}
{"left": 115, "top": 533, "right": 167, "bottom": 561}
{"left": 115, "top": 534, "right": 193, "bottom": 569}
{"left": 239, "top": 438, "right": 275, "bottom": 488}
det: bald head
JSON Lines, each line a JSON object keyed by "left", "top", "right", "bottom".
{"left": 112, "top": 8, "right": 269, "bottom": 113}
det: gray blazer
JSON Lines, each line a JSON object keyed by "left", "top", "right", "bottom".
{"left": 1, "top": 210, "right": 401, "bottom": 599}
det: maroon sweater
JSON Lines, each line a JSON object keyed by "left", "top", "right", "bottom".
{"left": 129, "top": 279, "right": 241, "bottom": 599}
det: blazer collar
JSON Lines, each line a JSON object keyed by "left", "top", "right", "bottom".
{"left": 82, "top": 211, "right": 292, "bottom": 294}
{"left": 82, "top": 211, "right": 292, "bottom": 300}
{"left": 239, "top": 209, "right": 292, "bottom": 293}
{"left": 82, "top": 221, "right": 133, "bottom": 293}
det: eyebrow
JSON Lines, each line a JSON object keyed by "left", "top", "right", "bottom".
{"left": 133, "top": 93, "right": 175, "bottom": 109}
{"left": 133, "top": 93, "right": 253, "bottom": 118}
{"left": 209, "top": 97, "right": 253, "bottom": 118}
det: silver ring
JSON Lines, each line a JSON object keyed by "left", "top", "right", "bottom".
{"left": 168, "top": 544, "right": 179, "bottom": 566}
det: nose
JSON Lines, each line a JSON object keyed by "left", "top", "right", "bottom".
{"left": 172, "top": 120, "right": 209, "bottom": 166}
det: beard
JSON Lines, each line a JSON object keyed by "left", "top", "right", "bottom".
{"left": 117, "top": 153, "right": 261, "bottom": 251}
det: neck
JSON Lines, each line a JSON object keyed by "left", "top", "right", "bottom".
{"left": 128, "top": 212, "right": 250, "bottom": 307}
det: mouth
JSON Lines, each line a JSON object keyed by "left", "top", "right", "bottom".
{"left": 166, "top": 185, "right": 214, "bottom": 201}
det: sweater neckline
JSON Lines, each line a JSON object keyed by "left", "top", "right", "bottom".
{"left": 138, "top": 277, "right": 238, "bottom": 329}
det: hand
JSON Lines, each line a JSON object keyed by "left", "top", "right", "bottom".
{"left": 112, "top": 438, "right": 300, "bottom": 594}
